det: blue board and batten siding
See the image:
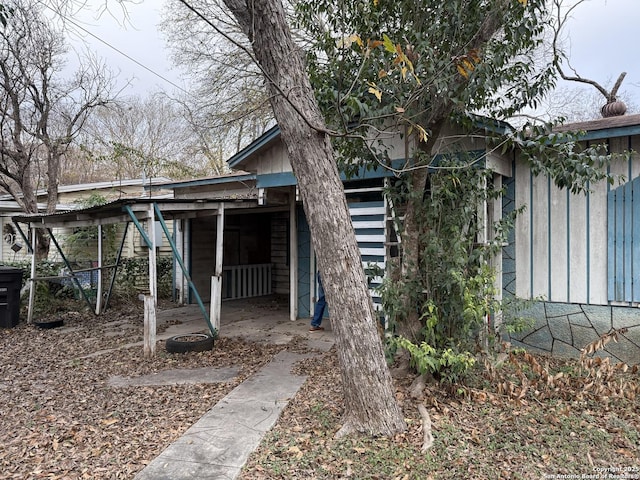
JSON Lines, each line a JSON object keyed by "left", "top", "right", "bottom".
{"left": 607, "top": 175, "right": 640, "bottom": 302}
{"left": 513, "top": 136, "right": 640, "bottom": 306}
{"left": 508, "top": 133, "right": 640, "bottom": 365}
{"left": 296, "top": 204, "right": 313, "bottom": 318}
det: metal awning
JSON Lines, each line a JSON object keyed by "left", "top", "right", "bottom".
{"left": 11, "top": 197, "right": 249, "bottom": 228}
{"left": 12, "top": 198, "right": 245, "bottom": 357}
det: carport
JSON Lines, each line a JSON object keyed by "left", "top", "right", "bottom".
{"left": 12, "top": 198, "right": 243, "bottom": 356}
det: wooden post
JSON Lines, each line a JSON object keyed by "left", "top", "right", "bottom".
{"left": 143, "top": 294, "right": 156, "bottom": 358}
{"left": 146, "top": 205, "right": 157, "bottom": 357}
{"left": 95, "top": 224, "right": 103, "bottom": 315}
{"left": 210, "top": 203, "right": 224, "bottom": 332}
{"left": 27, "top": 227, "right": 37, "bottom": 324}
{"left": 289, "top": 190, "right": 298, "bottom": 321}
{"left": 148, "top": 205, "right": 157, "bottom": 305}
{"left": 176, "top": 219, "right": 185, "bottom": 304}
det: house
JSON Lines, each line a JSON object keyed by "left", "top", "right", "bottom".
{"left": 12, "top": 113, "right": 640, "bottom": 366}
{"left": 161, "top": 114, "right": 640, "bottom": 365}
{"left": 505, "top": 113, "right": 640, "bottom": 365}
{"left": 155, "top": 121, "right": 511, "bottom": 325}
{"left": 0, "top": 177, "right": 173, "bottom": 263}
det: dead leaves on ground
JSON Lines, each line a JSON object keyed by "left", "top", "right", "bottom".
{"left": 482, "top": 329, "right": 640, "bottom": 406}
{"left": 0, "top": 304, "right": 285, "bottom": 479}
{"left": 242, "top": 335, "right": 639, "bottom": 480}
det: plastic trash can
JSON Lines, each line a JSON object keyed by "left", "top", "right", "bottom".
{"left": 0, "top": 267, "right": 23, "bottom": 328}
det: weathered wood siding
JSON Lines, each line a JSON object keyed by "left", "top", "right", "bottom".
{"left": 190, "top": 216, "right": 217, "bottom": 302}
{"left": 241, "top": 139, "right": 291, "bottom": 175}
{"left": 345, "top": 182, "right": 387, "bottom": 310}
{"left": 513, "top": 136, "right": 640, "bottom": 305}
{"left": 271, "top": 212, "right": 289, "bottom": 295}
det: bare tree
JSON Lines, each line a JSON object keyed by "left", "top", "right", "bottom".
{"left": 0, "top": 0, "right": 116, "bottom": 258}
{"left": 76, "top": 93, "right": 225, "bottom": 182}
{"left": 162, "top": 0, "right": 274, "bottom": 157}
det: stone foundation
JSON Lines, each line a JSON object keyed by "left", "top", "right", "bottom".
{"left": 508, "top": 301, "right": 640, "bottom": 365}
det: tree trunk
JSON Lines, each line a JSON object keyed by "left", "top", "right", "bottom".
{"left": 18, "top": 162, "right": 50, "bottom": 260}
{"left": 221, "top": 0, "right": 406, "bottom": 436}
{"left": 397, "top": 121, "right": 445, "bottom": 341}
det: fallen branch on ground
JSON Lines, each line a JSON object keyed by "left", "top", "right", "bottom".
{"left": 417, "top": 403, "right": 434, "bottom": 451}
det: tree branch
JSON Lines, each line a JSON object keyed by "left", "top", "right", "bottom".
{"left": 551, "top": 0, "right": 625, "bottom": 103}
{"left": 176, "top": 0, "right": 337, "bottom": 137}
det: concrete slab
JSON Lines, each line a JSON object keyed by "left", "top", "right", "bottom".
{"left": 108, "top": 366, "right": 240, "bottom": 387}
{"left": 134, "top": 350, "right": 311, "bottom": 480}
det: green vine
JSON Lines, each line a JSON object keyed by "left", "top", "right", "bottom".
{"left": 382, "top": 156, "right": 527, "bottom": 382}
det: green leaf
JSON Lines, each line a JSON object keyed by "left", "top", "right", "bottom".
{"left": 382, "top": 33, "right": 396, "bottom": 54}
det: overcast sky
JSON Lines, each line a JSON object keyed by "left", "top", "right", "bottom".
{"left": 64, "top": 0, "right": 640, "bottom": 112}
{"left": 64, "top": 1, "right": 185, "bottom": 96}
{"left": 558, "top": 0, "right": 639, "bottom": 112}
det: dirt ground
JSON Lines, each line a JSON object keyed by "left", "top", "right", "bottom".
{"left": 0, "top": 301, "right": 290, "bottom": 479}
{"left": 1, "top": 300, "right": 638, "bottom": 480}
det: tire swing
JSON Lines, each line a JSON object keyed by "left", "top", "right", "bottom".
{"left": 165, "top": 333, "right": 215, "bottom": 354}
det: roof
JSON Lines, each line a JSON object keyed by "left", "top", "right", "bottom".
{"left": 0, "top": 201, "right": 76, "bottom": 214}
{"left": 554, "top": 113, "right": 640, "bottom": 141}
{"left": 0, "top": 177, "right": 173, "bottom": 202}
{"left": 56, "top": 177, "right": 172, "bottom": 194}
{"left": 150, "top": 171, "right": 257, "bottom": 190}
{"left": 11, "top": 198, "right": 245, "bottom": 229}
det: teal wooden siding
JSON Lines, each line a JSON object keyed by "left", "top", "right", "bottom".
{"left": 297, "top": 205, "right": 312, "bottom": 317}
{"left": 607, "top": 176, "right": 640, "bottom": 302}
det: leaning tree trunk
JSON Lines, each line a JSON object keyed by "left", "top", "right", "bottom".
{"left": 221, "top": 0, "right": 406, "bottom": 436}
{"left": 396, "top": 121, "right": 445, "bottom": 342}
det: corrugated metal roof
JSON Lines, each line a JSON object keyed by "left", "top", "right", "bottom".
{"left": 0, "top": 177, "right": 173, "bottom": 202}
{"left": 11, "top": 198, "right": 241, "bottom": 228}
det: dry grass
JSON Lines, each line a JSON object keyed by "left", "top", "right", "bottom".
{"left": 240, "top": 347, "right": 640, "bottom": 479}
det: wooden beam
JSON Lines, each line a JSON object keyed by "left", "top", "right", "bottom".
{"left": 144, "top": 204, "right": 158, "bottom": 358}
{"left": 148, "top": 204, "right": 157, "bottom": 304}
{"left": 143, "top": 294, "right": 156, "bottom": 358}
{"left": 211, "top": 203, "right": 225, "bottom": 332}
{"left": 95, "top": 225, "right": 103, "bottom": 315}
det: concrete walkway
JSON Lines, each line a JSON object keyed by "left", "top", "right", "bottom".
{"left": 134, "top": 350, "right": 312, "bottom": 480}
{"left": 129, "top": 298, "right": 334, "bottom": 479}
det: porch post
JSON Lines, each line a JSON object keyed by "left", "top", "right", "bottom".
{"left": 145, "top": 204, "right": 157, "bottom": 357}
{"left": 27, "top": 227, "right": 37, "bottom": 324}
{"left": 211, "top": 203, "right": 224, "bottom": 331}
{"left": 95, "top": 225, "right": 103, "bottom": 315}
{"left": 289, "top": 190, "right": 298, "bottom": 321}
{"left": 143, "top": 294, "right": 156, "bottom": 358}
{"left": 148, "top": 204, "right": 157, "bottom": 303}
{"left": 177, "top": 219, "right": 187, "bottom": 304}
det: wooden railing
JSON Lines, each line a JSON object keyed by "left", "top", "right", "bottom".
{"left": 222, "top": 263, "right": 273, "bottom": 299}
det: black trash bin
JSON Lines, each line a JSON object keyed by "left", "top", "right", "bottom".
{"left": 0, "top": 267, "right": 23, "bottom": 328}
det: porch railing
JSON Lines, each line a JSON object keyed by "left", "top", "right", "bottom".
{"left": 222, "top": 263, "right": 273, "bottom": 300}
